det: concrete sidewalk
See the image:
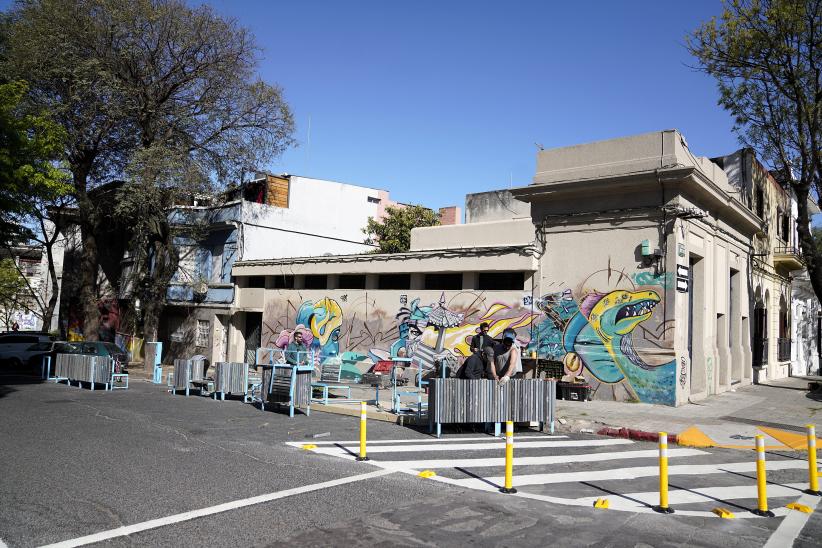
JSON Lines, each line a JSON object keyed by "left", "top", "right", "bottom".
{"left": 557, "top": 375, "right": 822, "bottom": 450}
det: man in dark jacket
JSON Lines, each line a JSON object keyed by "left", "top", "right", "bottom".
{"left": 469, "top": 322, "right": 493, "bottom": 354}
{"left": 285, "top": 330, "right": 309, "bottom": 365}
{"left": 458, "top": 346, "right": 495, "bottom": 379}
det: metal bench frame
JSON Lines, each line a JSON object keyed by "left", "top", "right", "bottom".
{"left": 255, "top": 347, "right": 313, "bottom": 417}
{"left": 311, "top": 359, "right": 353, "bottom": 405}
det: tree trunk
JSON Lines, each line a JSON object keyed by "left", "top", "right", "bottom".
{"left": 75, "top": 177, "right": 101, "bottom": 341}
{"left": 793, "top": 182, "right": 822, "bottom": 304}
{"left": 39, "top": 218, "right": 59, "bottom": 332}
{"left": 142, "top": 298, "right": 161, "bottom": 343}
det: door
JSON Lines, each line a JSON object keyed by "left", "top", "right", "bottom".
{"left": 244, "top": 312, "right": 262, "bottom": 364}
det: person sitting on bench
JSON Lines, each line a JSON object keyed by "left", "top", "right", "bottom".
{"left": 285, "top": 330, "right": 309, "bottom": 365}
{"left": 457, "top": 347, "right": 495, "bottom": 379}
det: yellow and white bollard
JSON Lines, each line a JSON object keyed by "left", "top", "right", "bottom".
{"left": 500, "top": 421, "right": 517, "bottom": 494}
{"left": 356, "top": 401, "right": 369, "bottom": 461}
{"left": 653, "top": 432, "right": 674, "bottom": 514}
{"left": 805, "top": 424, "right": 821, "bottom": 496}
{"left": 753, "top": 434, "right": 774, "bottom": 517}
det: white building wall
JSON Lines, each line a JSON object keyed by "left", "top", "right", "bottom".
{"left": 240, "top": 176, "right": 384, "bottom": 260}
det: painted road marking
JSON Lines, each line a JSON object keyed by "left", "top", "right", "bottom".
{"left": 39, "top": 469, "right": 395, "bottom": 548}
{"left": 406, "top": 469, "right": 791, "bottom": 519}
{"left": 572, "top": 482, "right": 808, "bottom": 508}
{"left": 293, "top": 435, "right": 567, "bottom": 446}
{"left": 299, "top": 438, "right": 633, "bottom": 455}
{"left": 450, "top": 459, "right": 815, "bottom": 489}
{"left": 353, "top": 448, "right": 709, "bottom": 469}
{"left": 763, "top": 492, "right": 822, "bottom": 548}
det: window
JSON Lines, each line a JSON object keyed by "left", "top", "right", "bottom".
{"left": 248, "top": 276, "right": 265, "bottom": 288}
{"left": 367, "top": 196, "right": 381, "bottom": 204}
{"left": 378, "top": 274, "right": 411, "bottom": 290}
{"left": 477, "top": 272, "right": 525, "bottom": 291}
{"left": 304, "top": 275, "right": 327, "bottom": 289}
{"left": 210, "top": 244, "right": 224, "bottom": 283}
{"left": 270, "top": 275, "right": 294, "bottom": 289}
{"left": 781, "top": 213, "right": 790, "bottom": 243}
{"left": 424, "top": 273, "right": 462, "bottom": 290}
{"left": 196, "top": 320, "right": 209, "bottom": 348}
{"left": 338, "top": 274, "right": 366, "bottom": 289}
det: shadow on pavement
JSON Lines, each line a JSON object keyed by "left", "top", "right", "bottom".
{"left": 0, "top": 372, "right": 45, "bottom": 398}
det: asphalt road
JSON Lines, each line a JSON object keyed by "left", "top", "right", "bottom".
{"left": 1, "top": 374, "right": 821, "bottom": 547}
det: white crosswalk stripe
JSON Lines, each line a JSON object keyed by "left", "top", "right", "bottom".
{"left": 309, "top": 438, "right": 633, "bottom": 455}
{"left": 287, "top": 433, "right": 819, "bottom": 519}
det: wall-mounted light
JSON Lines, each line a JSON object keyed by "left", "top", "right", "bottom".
{"left": 641, "top": 239, "right": 664, "bottom": 274}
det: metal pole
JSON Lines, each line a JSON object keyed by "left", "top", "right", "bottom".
{"left": 653, "top": 432, "right": 674, "bottom": 513}
{"left": 500, "top": 421, "right": 517, "bottom": 493}
{"left": 753, "top": 435, "right": 774, "bottom": 516}
{"left": 356, "top": 401, "right": 369, "bottom": 461}
{"left": 806, "top": 424, "right": 821, "bottom": 496}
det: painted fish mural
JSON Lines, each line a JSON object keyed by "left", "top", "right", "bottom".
{"left": 528, "top": 288, "right": 675, "bottom": 405}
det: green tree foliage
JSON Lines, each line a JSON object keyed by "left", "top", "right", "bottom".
{"left": 0, "top": 258, "right": 28, "bottom": 329}
{"left": 688, "top": 0, "right": 822, "bottom": 300}
{"left": 364, "top": 205, "right": 440, "bottom": 254}
{"left": 0, "top": 81, "right": 68, "bottom": 245}
{"left": 3, "top": 0, "right": 295, "bottom": 341}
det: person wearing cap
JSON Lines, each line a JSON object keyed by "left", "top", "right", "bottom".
{"left": 469, "top": 322, "right": 494, "bottom": 354}
{"left": 491, "top": 328, "right": 522, "bottom": 383}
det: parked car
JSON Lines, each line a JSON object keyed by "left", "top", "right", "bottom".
{"left": 25, "top": 341, "right": 82, "bottom": 371}
{"left": 0, "top": 332, "right": 56, "bottom": 370}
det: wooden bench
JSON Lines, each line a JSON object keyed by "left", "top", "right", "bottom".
{"left": 168, "top": 358, "right": 205, "bottom": 396}
{"left": 213, "top": 361, "right": 259, "bottom": 402}
{"left": 428, "top": 378, "right": 557, "bottom": 437}
{"left": 54, "top": 353, "right": 124, "bottom": 391}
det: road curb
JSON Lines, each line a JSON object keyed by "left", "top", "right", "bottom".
{"left": 597, "top": 426, "right": 680, "bottom": 445}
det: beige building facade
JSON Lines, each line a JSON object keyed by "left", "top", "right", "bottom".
{"left": 228, "top": 130, "right": 761, "bottom": 407}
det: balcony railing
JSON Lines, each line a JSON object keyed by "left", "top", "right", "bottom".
{"left": 777, "top": 337, "right": 791, "bottom": 362}
{"left": 772, "top": 246, "right": 804, "bottom": 270}
{"left": 753, "top": 337, "right": 768, "bottom": 367}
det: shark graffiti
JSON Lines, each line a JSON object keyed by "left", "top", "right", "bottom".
{"left": 530, "top": 288, "right": 676, "bottom": 404}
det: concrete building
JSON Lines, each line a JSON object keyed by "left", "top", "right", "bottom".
{"left": 229, "top": 130, "right": 761, "bottom": 406}
{"left": 159, "top": 173, "right": 402, "bottom": 364}
{"left": 713, "top": 149, "right": 820, "bottom": 381}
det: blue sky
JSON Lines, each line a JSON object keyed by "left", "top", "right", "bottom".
{"left": 204, "top": 0, "right": 737, "bottom": 210}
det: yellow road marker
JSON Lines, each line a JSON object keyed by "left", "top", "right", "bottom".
{"left": 712, "top": 507, "right": 735, "bottom": 519}
{"left": 786, "top": 502, "right": 812, "bottom": 513}
{"left": 418, "top": 470, "right": 436, "bottom": 478}
{"left": 593, "top": 498, "right": 610, "bottom": 509}
{"left": 300, "top": 444, "right": 318, "bottom": 450}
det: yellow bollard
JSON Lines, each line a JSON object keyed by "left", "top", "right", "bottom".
{"left": 653, "top": 432, "right": 674, "bottom": 514}
{"left": 752, "top": 434, "right": 774, "bottom": 516}
{"left": 499, "top": 421, "right": 517, "bottom": 493}
{"left": 356, "top": 401, "right": 369, "bottom": 461}
{"left": 805, "top": 424, "right": 821, "bottom": 496}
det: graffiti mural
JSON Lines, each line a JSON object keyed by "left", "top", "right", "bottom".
{"left": 262, "top": 292, "right": 538, "bottom": 382}
{"left": 260, "top": 267, "right": 675, "bottom": 403}
{"left": 527, "top": 272, "right": 676, "bottom": 405}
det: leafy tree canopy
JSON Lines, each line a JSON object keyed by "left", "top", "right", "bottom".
{"left": 364, "top": 205, "right": 440, "bottom": 254}
{"left": 688, "top": 0, "right": 822, "bottom": 300}
{"left": 0, "top": 81, "right": 69, "bottom": 245}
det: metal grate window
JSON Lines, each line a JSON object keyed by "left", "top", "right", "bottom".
{"left": 196, "top": 320, "right": 210, "bottom": 348}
